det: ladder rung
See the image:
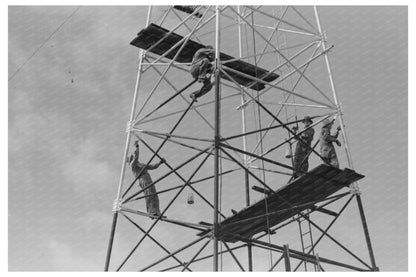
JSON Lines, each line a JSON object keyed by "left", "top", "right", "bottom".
{"left": 301, "top": 231, "right": 311, "bottom": 236}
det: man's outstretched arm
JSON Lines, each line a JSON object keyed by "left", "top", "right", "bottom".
{"left": 146, "top": 158, "right": 165, "bottom": 170}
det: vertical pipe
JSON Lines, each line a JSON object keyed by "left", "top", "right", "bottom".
{"left": 104, "top": 212, "right": 118, "bottom": 271}
{"left": 213, "top": 5, "right": 221, "bottom": 272}
{"left": 356, "top": 195, "right": 378, "bottom": 271}
{"left": 313, "top": 6, "right": 378, "bottom": 271}
{"left": 237, "top": 6, "right": 250, "bottom": 207}
{"left": 245, "top": 171, "right": 253, "bottom": 272}
{"left": 237, "top": 5, "right": 253, "bottom": 271}
{"left": 247, "top": 239, "right": 253, "bottom": 271}
{"left": 283, "top": 244, "right": 291, "bottom": 271}
{"left": 315, "top": 253, "right": 321, "bottom": 272}
{"left": 104, "top": 6, "right": 152, "bottom": 271}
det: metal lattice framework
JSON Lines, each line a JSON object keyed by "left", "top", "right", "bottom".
{"left": 104, "top": 5, "right": 378, "bottom": 271}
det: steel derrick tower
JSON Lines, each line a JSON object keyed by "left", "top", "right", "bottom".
{"left": 104, "top": 6, "right": 378, "bottom": 272}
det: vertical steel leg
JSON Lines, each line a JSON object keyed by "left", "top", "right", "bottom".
{"left": 356, "top": 195, "right": 379, "bottom": 271}
{"left": 213, "top": 5, "right": 221, "bottom": 272}
{"left": 237, "top": 6, "right": 253, "bottom": 271}
{"left": 104, "top": 212, "right": 118, "bottom": 271}
{"left": 283, "top": 244, "right": 291, "bottom": 271}
{"left": 314, "top": 6, "right": 378, "bottom": 271}
{"left": 104, "top": 6, "right": 152, "bottom": 271}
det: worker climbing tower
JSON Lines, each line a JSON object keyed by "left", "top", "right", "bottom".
{"left": 104, "top": 6, "right": 378, "bottom": 271}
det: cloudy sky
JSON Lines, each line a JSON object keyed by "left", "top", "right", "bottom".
{"left": 8, "top": 5, "right": 407, "bottom": 271}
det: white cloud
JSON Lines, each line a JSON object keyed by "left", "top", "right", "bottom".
{"left": 61, "top": 138, "right": 119, "bottom": 196}
{"left": 82, "top": 210, "right": 111, "bottom": 236}
{"left": 46, "top": 239, "right": 102, "bottom": 271}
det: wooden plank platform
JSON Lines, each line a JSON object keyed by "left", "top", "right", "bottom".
{"left": 198, "top": 164, "right": 364, "bottom": 243}
{"left": 173, "top": 6, "right": 203, "bottom": 18}
{"left": 130, "top": 23, "right": 279, "bottom": 91}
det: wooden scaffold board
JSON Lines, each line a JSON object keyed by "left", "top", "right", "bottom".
{"left": 198, "top": 164, "right": 364, "bottom": 243}
{"left": 130, "top": 23, "right": 279, "bottom": 91}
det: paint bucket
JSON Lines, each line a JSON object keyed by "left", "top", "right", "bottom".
{"left": 187, "top": 192, "right": 194, "bottom": 205}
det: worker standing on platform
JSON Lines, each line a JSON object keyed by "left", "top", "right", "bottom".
{"left": 129, "top": 140, "right": 165, "bottom": 217}
{"left": 292, "top": 116, "right": 315, "bottom": 178}
{"left": 319, "top": 119, "right": 341, "bottom": 168}
{"left": 189, "top": 45, "right": 215, "bottom": 102}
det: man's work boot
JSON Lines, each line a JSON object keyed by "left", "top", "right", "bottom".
{"left": 190, "top": 93, "right": 198, "bottom": 102}
{"left": 189, "top": 78, "right": 212, "bottom": 102}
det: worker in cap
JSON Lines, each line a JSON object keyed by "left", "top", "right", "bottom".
{"left": 302, "top": 115, "right": 313, "bottom": 124}
{"left": 189, "top": 45, "right": 215, "bottom": 102}
{"left": 319, "top": 118, "right": 342, "bottom": 168}
{"left": 291, "top": 115, "right": 315, "bottom": 179}
{"left": 129, "top": 140, "right": 165, "bottom": 217}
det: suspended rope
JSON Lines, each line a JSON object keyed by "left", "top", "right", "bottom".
{"left": 9, "top": 6, "right": 82, "bottom": 82}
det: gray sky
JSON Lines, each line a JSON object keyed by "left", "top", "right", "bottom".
{"left": 8, "top": 6, "right": 407, "bottom": 271}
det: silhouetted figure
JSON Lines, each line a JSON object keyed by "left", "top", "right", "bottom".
{"left": 129, "top": 140, "right": 165, "bottom": 216}
{"left": 189, "top": 46, "right": 214, "bottom": 102}
{"left": 292, "top": 116, "right": 315, "bottom": 178}
{"left": 320, "top": 119, "right": 341, "bottom": 168}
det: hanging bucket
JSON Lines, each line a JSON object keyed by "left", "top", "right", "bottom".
{"left": 187, "top": 192, "right": 194, "bottom": 205}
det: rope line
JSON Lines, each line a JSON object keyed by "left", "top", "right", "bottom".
{"left": 9, "top": 6, "right": 82, "bottom": 82}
